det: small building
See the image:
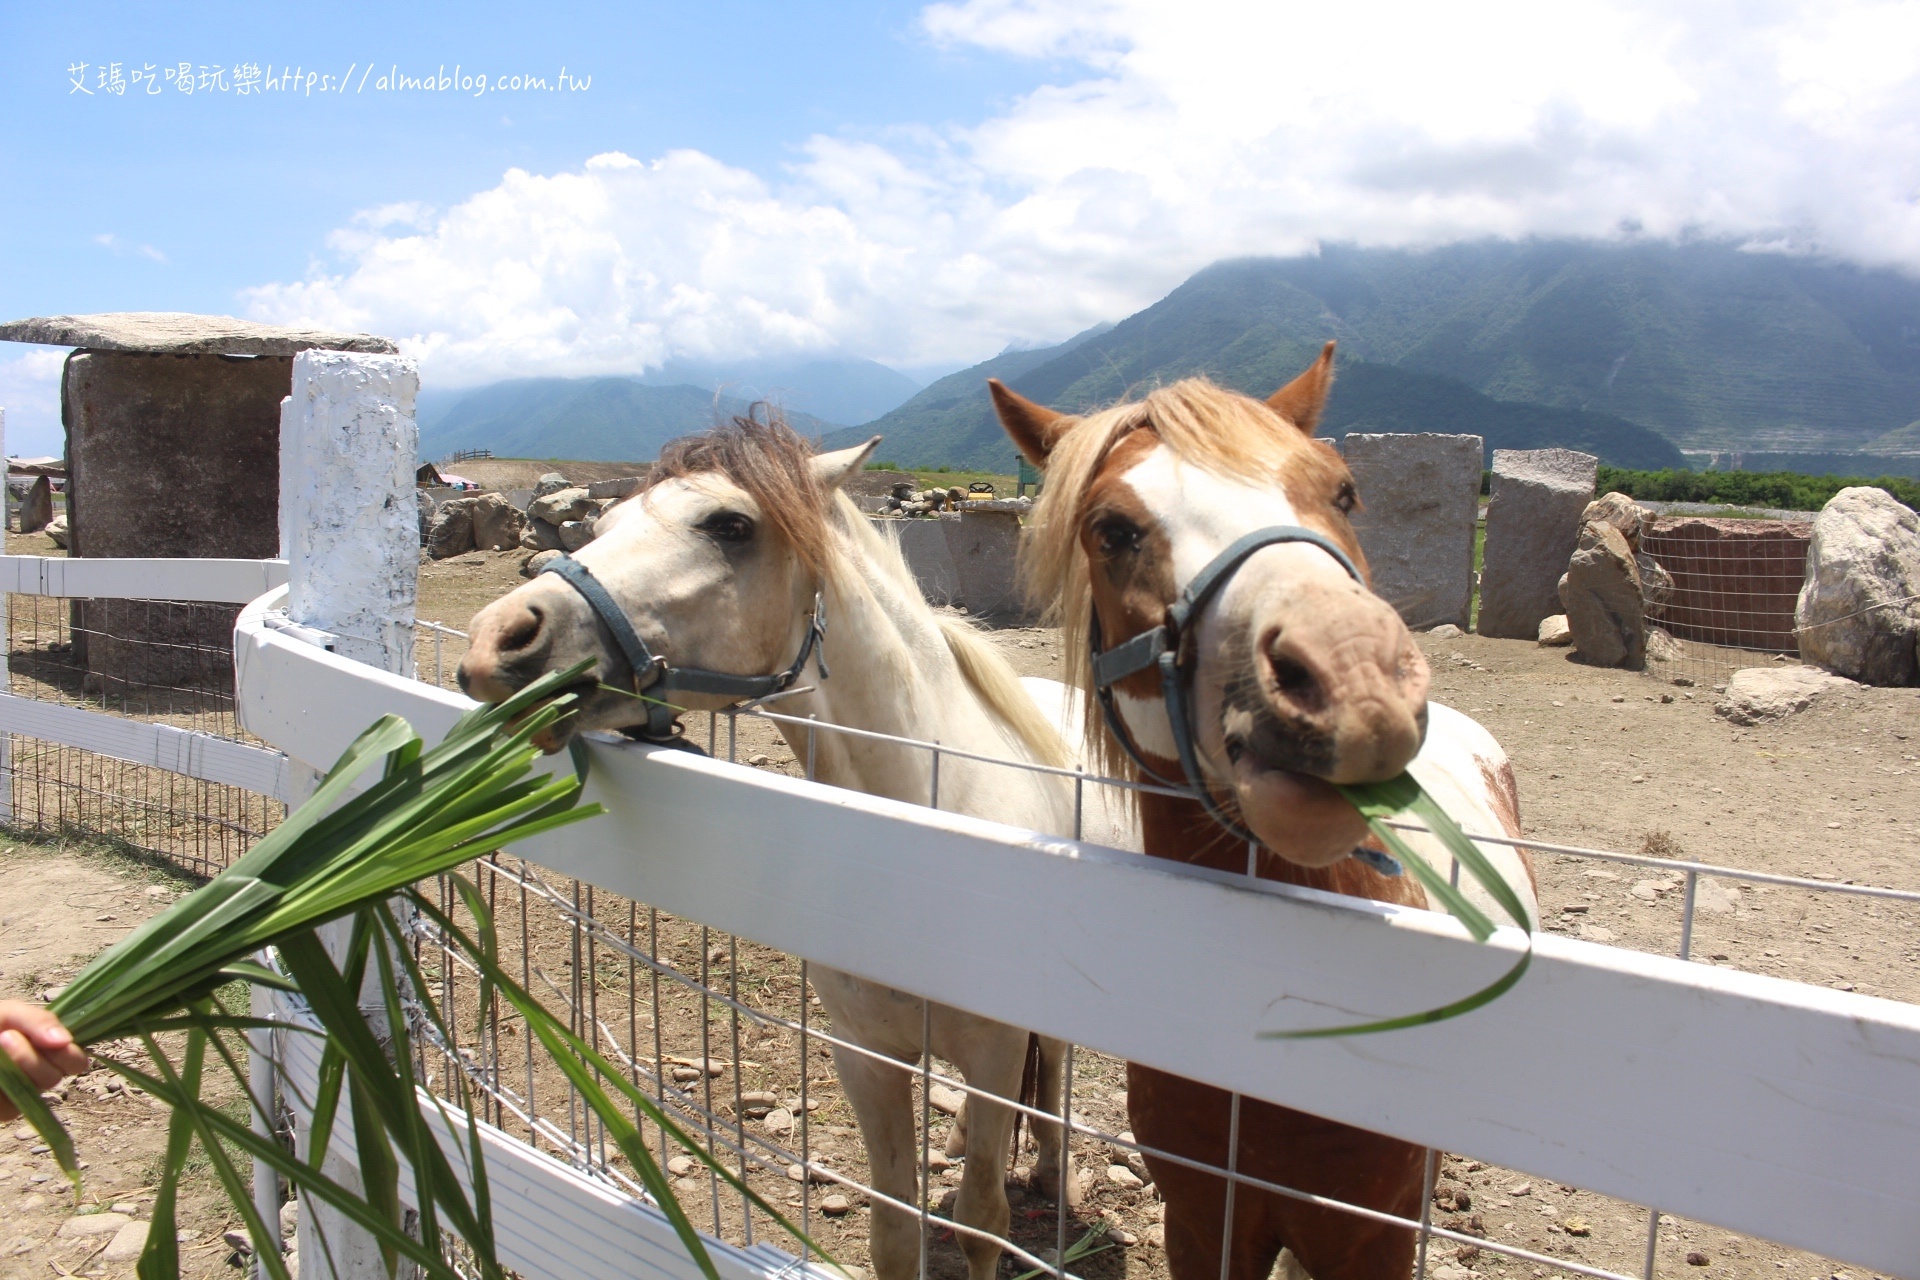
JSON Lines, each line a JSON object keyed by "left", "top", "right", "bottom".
{"left": 0, "top": 312, "right": 396, "bottom": 690}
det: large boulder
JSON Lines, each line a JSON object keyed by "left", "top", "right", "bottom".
{"left": 1477, "top": 448, "right": 1599, "bottom": 639}
{"left": 16, "top": 475, "right": 53, "bottom": 534}
{"left": 45, "top": 512, "right": 69, "bottom": 549}
{"left": 587, "top": 475, "right": 645, "bottom": 500}
{"left": 1796, "top": 487, "right": 1920, "bottom": 685}
{"left": 1715, "top": 666, "right": 1856, "bottom": 724}
{"left": 1340, "top": 433, "right": 1483, "bottom": 630}
{"left": 532, "top": 471, "right": 571, "bottom": 498}
{"left": 416, "top": 489, "right": 436, "bottom": 543}
{"left": 529, "top": 486, "right": 592, "bottom": 526}
{"left": 519, "top": 518, "right": 564, "bottom": 553}
{"left": 1581, "top": 492, "right": 1649, "bottom": 550}
{"left": 944, "top": 508, "right": 1029, "bottom": 624}
{"left": 1640, "top": 515, "right": 1811, "bottom": 651}
{"left": 1559, "top": 520, "right": 1647, "bottom": 668}
{"left": 469, "top": 492, "right": 526, "bottom": 551}
{"left": 425, "top": 498, "right": 477, "bottom": 559}
{"left": 557, "top": 519, "right": 595, "bottom": 551}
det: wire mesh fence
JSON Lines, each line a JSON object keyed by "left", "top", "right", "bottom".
{"left": 1638, "top": 515, "right": 1813, "bottom": 689}
{"left": 388, "top": 631, "right": 1920, "bottom": 1280}
{"left": 3, "top": 590, "right": 280, "bottom": 877}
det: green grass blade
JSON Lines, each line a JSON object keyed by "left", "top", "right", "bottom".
{"left": 0, "top": 1048, "right": 78, "bottom": 1188}
{"left": 1259, "top": 949, "right": 1532, "bottom": 1039}
{"left": 133, "top": 1025, "right": 202, "bottom": 1280}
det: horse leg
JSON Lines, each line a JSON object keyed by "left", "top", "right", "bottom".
{"left": 1249, "top": 1099, "right": 1423, "bottom": 1280}
{"left": 944, "top": 1097, "right": 968, "bottom": 1159}
{"left": 832, "top": 1045, "right": 922, "bottom": 1280}
{"left": 1027, "top": 1035, "right": 1080, "bottom": 1209}
{"left": 941, "top": 1033, "right": 1026, "bottom": 1280}
{"left": 1128, "top": 1062, "right": 1285, "bottom": 1280}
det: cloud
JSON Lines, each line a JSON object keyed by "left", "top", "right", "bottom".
{"left": 94, "top": 231, "right": 168, "bottom": 264}
{"left": 243, "top": 0, "right": 1920, "bottom": 386}
{"left": 0, "top": 348, "right": 71, "bottom": 458}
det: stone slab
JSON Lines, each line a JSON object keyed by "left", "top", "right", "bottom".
{"left": 1477, "top": 448, "right": 1598, "bottom": 639}
{"left": 1641, "top": 516, "right": 1811, "bottom": 652}
{"left": 586, "top": 475, "right": 645, "bottom": 500}
{"left": 0, "top": 311, "right": 395, "bottom": 355}
{"left": 876, "top": 515, "right": 961, "bottom": 607}
{"left": 1340, "top": 433, "right": 1482, "bottom": 629}
{"left": 944, "top": 507, "right": 1030, "bottom": 625}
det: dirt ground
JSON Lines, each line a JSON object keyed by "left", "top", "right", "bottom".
{"left": 0, "top": 838, "right": 245, "bottom": 1280}
{"left": 410, "top": 548, "right": 1917, "bottom": 1280}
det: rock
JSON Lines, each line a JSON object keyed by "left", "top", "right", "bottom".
{"left": 1642, "top": 515, "right": 1812, "bottom": 651}
{"left": 16, "top": 475, "right": 52, "bottom": 533}
{"left": 670, "top": 1065, "right": 701, "bottom": 1083}
{"left": 280, "top": 1201, "right": 299, "bottom": 1235}
{"left": 881, "top": 515, "right": 961, "bottom": 605}
{"left": 60, "top": 1213, "right": 131, "bottom": 1238}
{"left": 820, "top": 1194, "right": 852, "bottom": 1217}
{"left": 558, "top": 519, "right": 595, "bottom": 552}
{"left": 102, "top": 1220, "right": 149, "bottom": 1262}
{"left": 667, "top": 1155, "right": 697, "bottom": 1177}
{"left": 0, "top": 311, "right": 394, "bottom": 355}
{"left": 1715, "top": 666, "right": 1855, "bottom": 724}
{"left": 530, "top": 486, "right": 593, "bottom": 525}
{"left": 1507, "top": 1181, "right": 1532, "bottom": 1196}
{"left": 1107, "top": 1164, "right": 1144, "bottom": 1189}
{"left": 1687, "top": 1251, "right": 1710, "bottom": 1266}
{"left": 1637, "top": 552, "right": 1673, "bottom": 608}
{"left": 1694, "top": 880, "right": 1738, "bottom": 915}
{"left": 1581, "top": 492, "right": 1649, "bottom": 549}
{"left": 1796, "top": 487, "right": 1920, "bottom": 686}
{"left": 1340, "top": 433, "right": 1483, "bottom": 629}
{"left": 944, "top": 508, "right": 1029, "bottom": 624}
{"left": 1559, "top": 520, "right": 1647, "bottom": 668}
{"left": 519, "top": 518, "right": 564, "bottom": 553}
{"left": 1561, "top": 1217, "right": 1591, "bottom": 1237}
{"left": 1478, "top": 448, "right": 1599, "bottom": 639}
{"left": 761, "top": 1107, "right": 794, "bottom": 1135}
{"left": 469, "top": 493, "right": 525, "bottom": 552}
{"left": 532, "top": 472, "right": 572, "bottom": 498}
{"left": 587, "top": 476, "right": 645, "bottom": 500}
{"left": 416, "top": 489, "right": 436, "bottom": 542}
{"left": 928, "top": 1085, "right": 966, "bottom": 1116}
{"left": 426, "top": 497, "right": 477, "bottom": 560}
{"left": 44, "top": 512, "right": 69, "bottom": 548}
{"left": 739, "top": 1091, "right": 778, "bottom": 1118}
{"left": 1428, "top": 623, "right": 1464, "bottom": 638}
{"left": 521, "top": 549, "right": 563, "bottom": 578}
{"left": 224, "top": 1229, "right": 254, "bottom": 1256}
{"left": 1537, "top": 614, "right": 1572, "bottom": 646}
{"left": 1578, "top": 923, "right": 1617, "bottom": 942}
{"left": 1646, "top": 626, "right": 1681, "bottom": 664}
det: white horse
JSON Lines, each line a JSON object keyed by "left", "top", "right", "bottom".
{"left": 460, "top": 416, "right": 1123, "bottom": 1280}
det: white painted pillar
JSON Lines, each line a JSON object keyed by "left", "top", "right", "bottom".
{"left": 0, "top": 404, "right": 11, "bottom": 824}
{"left": 277, "top": 349, "right": 421, "bottom": 1279}
{"left": 278, "top": 349, "right": 419, "bottom": 674}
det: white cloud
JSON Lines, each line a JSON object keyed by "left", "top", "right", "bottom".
{"left": 243, "top": 0, "right": 1920, "bottom": 386}
{"left": 0, "top": 348, "right": 71, "bottom": 458}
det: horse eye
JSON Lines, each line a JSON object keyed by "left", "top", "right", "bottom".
{"left": 1093, "top": 517, "right": 1142, "bottom": 556}
{"left": 701, "top": 512, "right": 755, "bottom": 544}
{"left": 1334, "top": 482, "right": 1358, "bottom": 516}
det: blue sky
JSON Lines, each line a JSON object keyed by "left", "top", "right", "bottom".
{"left": 4, "top": 1, "right": 1919, "bottom": 455}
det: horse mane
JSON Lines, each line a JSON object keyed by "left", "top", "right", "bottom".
{"left": 1020, "top": 377, "right": 1325, "bottom": 780}
{"left": 647, "top": 406, "right": 1069, "bottom": 771}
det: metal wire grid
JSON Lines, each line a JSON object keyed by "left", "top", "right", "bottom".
{"left": 1638, "top": 517, "right": 1812, "bottom": 688}
{"left": 390, "top": 634, "right": 1919, "bottom": 1280}
{"left": 3, "top": 591, "right": 280, "bottom": 876}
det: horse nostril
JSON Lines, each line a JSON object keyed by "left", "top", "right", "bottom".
{"left": 1266, "top": 644, "right": 1326, "bottom": 716}
{"left": 499, "top": 604, "right": 544, "bottom": 655}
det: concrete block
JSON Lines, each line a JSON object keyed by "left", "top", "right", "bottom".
{"left": 875, "top": 515, "right": 961, "bottom": 606}
{"left": 944, "top": 508, "right": 1031, "bottom": 625}
{"left": 1477, "top": 448, "right": 1598, "bottom": 639}
{"left": 1340, "top": 433, "right": 1482, "bottom": 629}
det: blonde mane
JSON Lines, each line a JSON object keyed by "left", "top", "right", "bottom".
{"left": 1019, "top": 377, "right": 1330, "bottom": 780}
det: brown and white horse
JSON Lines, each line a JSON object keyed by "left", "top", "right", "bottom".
{"left": 457, "top": 415, "right": 1103, "bottom": 1280}
{"left": 991, "top": 344, "right": 1537, "bottom": 1280}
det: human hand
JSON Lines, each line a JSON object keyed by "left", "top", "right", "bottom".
{"left": 0, "top": 1000, "right": 88, "bottom": 1121}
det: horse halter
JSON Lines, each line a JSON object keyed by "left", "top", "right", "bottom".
{"left": 540, "top": 554, "right": 829, "bottom": 745}
{"left": 1088, "top": 524, "right": 1401, "bottom": 876}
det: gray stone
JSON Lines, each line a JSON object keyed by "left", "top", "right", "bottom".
{"left": 426, "top": 498, "right": 477, "bottom": 559}
{"left": 1340, "top": 433, "right": 1483, "bottom": 629}
{"left": 15, "top": 475, "right": 52, "bottom": 533}
{"left": 1537, "top": 614, "right": 1572, "bottom": 646}
{"left": 60, "top": 1213, "right": 130, "bottom": 1238}
{"left": 557, "top": 519, "right": 594, "bottom": 551}
{"left": 416, "top": 489, "right": 436, "bottom": 543}
{"left": 532, "top": 472, "right": 571, "bottom": 498}
{"left": 519, "top": 518, "right": 564, "bottom": 553}
{"left": 504, "top": 487, "right": 536, "bottom": 511}
{"left": 529, "top": 486, "right": 592, "bottom": 525}
{"left": 1478, "top": 448, "right": 1599, "bottom": 639}
{"left": 521, "top": 549, "right": 563, "bottom": 578}
{"left": 469, "top": 492, "right": 525, "bottom": 552}
{"left": 1581, "top": 492, "right": 1650, "bottom": 550}
{"left": 1559, "top": 521, "right": 1647, "bottom": 668}
{"left": 101, "top": 1220, "right": 149, "bottom": 1262}
{"left": 1796, "top": 487, "right": 1920, "bottom": 686}
{"left": 586, "top": 475, "right": 645, "bottom": 500}
{"left": 944, "top": 508, "right": 1029, "bottom": 624}
{"left": 0, "top": 311, "right": 394, "bottom": 355}
{"left": 1716, "top": 666, "right": 1856, "bottom": 724}
{"left": 1427, "top": 623, "right": 1463, "bottom": 638}
{"left": 880, "top": 514, "right": 961, "bottom": 605}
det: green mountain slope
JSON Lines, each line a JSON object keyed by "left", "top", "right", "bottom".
{"left": 419, "top": 378, "right": 838, "bottom": 463}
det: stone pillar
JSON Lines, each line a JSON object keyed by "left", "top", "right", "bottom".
{"left": 1340, "top": 433, "right": 1482, "bottom": 630}
{"left": 877, "top": 513, "right": 961, "bottom": 606}
{"left": 944, "top": 504, "right": 1029, "bottom": 625}
{"left": 278, "top": 350, "right": 420, "bottom": 675}
{"left": 1477, "top": 448, "right": 1598, "bottom": 639}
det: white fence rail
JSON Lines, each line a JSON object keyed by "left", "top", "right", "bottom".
{"left": 232, "top": 586, "right": 1920, "bottom": 1279}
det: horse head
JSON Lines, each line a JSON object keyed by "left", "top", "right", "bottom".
{"left": 992, "top": 343, "right": 1430, "bottom": 866}
{"left": 459, "top": 411, "right": 879, "bottom": 746}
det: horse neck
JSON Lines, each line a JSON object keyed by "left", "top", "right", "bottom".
{"left": 772, "top": 537, "right": 1048, "bottom": 815}
{"left": 1137, "top": 793, "right": 1423, "bottom": 906}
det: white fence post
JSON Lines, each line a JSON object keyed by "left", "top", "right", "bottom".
{"left": 0, "top": 404, "right": 12, "bottom": 825}
{"left": 276, "top": 348, "right": 421, "bottom": 1279}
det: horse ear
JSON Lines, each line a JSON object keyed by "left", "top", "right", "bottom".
{"left": 812, "top": 436, "right": 882, "bottom": 492}
{"left": 988, "top": 379, "right": 1070, "bottom": 467}
{"left": 1267, "top": 341, "right": 1337, "bottom": 435}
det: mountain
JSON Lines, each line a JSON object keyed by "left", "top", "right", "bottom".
{"left": 418, "top": 378, "right": 839, "bottom": 463}
{"left": 641, "top": 355, "right": 921, "bottom": 426}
